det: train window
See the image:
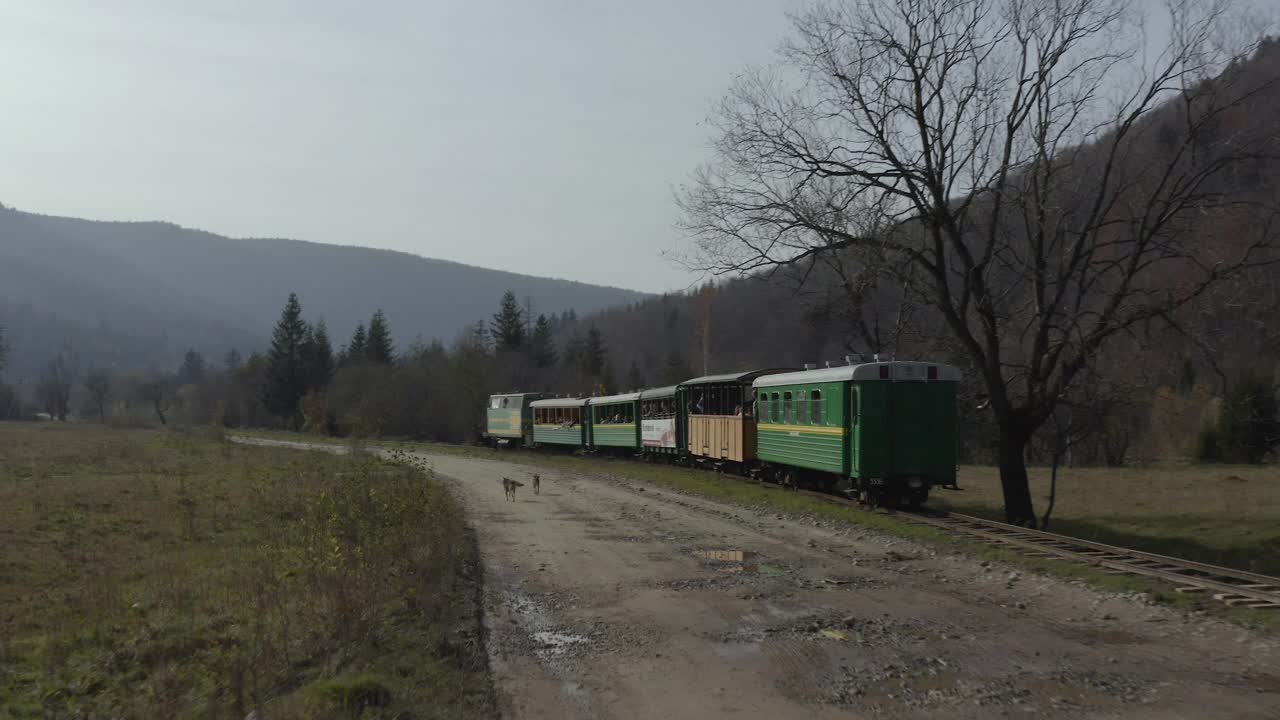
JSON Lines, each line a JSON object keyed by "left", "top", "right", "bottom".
{"left": 783, "top": 391, "right": 793, "bottom": 423}
{"left": 850, "top": 387, "right": 859, "bottom": 425}
{"left": 811, "top": 390, "right": 823, "bottom": 424}
{"left": 770, "top": 392, "right": 779, "bottom": 422}
{"left": 798, "top": 390, "right": 808, "bottom": 424}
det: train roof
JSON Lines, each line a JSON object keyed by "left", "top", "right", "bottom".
{"left": 588, "top": 392, "right": 642, "bottom": 405}
{"left": 488, "top": 391, "right": 543, "bottom": 399}
{"left": 678, "top": 368, "right": 796, "bottom": 387}
{"left": 639, "top": 385, "right": 678, "bottom": 400}
{"left": 529, "top": 397, "right": 590, "bottom": 408}
{"left": 753, "top": 361, "right": 961, "bottom": 388}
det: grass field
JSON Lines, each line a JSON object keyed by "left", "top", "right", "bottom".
{"left": 934, "top": 464, "right": 1280, "bottom": 577}
{"left": 0, "top": 423, "right": 491, "bottom": 719}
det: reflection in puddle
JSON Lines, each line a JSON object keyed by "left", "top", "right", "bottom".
{"left": 697, "top": 549, "right": 759, "bottom": 572}
{"left": 697, "top": 549, "right": 754, "bottom": 562}
{"left": 533, "top": 631, "right": 590, "bottom": 657}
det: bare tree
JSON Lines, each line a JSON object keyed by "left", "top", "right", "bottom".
{"left": 137, "top": 380, "right": 170, "bottom": 426}
{"left": 84, "top": 368, "right": 112, "bottom": 422}
{"left": 679, "top": 0, "right": 1277, "bottom": 525}
{"left": 37, "top": 355, "right": 74, "bottom": 421}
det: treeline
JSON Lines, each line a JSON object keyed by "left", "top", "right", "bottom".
{"left": 1, "top": 281, "right": 1276, "bottom": 463}
{"left": 0, "top": 291, "right": 639, "bottom": 442}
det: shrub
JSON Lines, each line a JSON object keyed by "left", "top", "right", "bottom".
{"left": 1195, "top": 425, "right": 1222, "bottom": 463}
{"left": 1218, "top": 375, "right": 1280, "bottom": 463}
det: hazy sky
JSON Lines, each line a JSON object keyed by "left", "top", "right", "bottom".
{"left": 0, "top": 1, "right": 797, "bottom": 293}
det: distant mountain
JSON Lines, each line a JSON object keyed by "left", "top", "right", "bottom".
{"left": 0, "top": 208, "right": 647, "bottom": 383}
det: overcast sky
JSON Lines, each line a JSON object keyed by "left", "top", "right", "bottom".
{"left": 0, "top": 1, "right": 795, "bottom": 293}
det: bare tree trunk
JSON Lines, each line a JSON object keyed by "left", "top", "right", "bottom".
{"left": 153, "top": 400, "right": 167, "bottom": 426}
{"left": 1042, "top": 409, "right": 1064, "bottom": 530}
{"left": 1042, "top": 451, "right": 1060, "bottom": 532}
{"left": 997, "top": 427, "right": 1036, "bottom": 527}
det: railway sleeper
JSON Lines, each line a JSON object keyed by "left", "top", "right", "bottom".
{"left": 1212, "top": 594, "right": 1280, "bottom": 609}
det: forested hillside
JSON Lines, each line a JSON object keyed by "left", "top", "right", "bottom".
{"left": 0, "top": 207, "right": 647, "bottom": 383}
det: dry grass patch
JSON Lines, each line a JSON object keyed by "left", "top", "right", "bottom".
{"left": 937, "top": 464, "right": 1280, "bottom": 576}
{"left": 0, "top": 422, "right": 491, "bottom": 719}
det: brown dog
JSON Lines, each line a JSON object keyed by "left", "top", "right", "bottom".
{"left": 532, "top": 474, "right": 541, "bottom": 495}
{"left": 502, "top": 477, "right": 524, "bottom": 501}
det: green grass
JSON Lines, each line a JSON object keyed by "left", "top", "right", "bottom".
{"left": 0, "top": 422, "right": 492, "bottom": 719}
{"left": 934, "top": 464, "right": 1280, "bottom": 577}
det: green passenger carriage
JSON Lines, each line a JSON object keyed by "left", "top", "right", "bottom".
{"left": 752, "top": 361, "right": 961, "bottom": 506}
{"left": 587, "top": 392, "right": 642, "bottom": 451}
{"left": 529, "top": 397, "right": 589, "bottom": 448}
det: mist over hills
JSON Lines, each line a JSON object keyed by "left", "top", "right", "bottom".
{"left": 0, "top": 207, "right": 648, "bottom": 383}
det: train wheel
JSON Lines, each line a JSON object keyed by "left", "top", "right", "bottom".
{"left": 906, "top": 488, "right": 929, "bottom": 509}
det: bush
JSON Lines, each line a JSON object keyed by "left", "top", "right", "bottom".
{"left": 1195, "top": 425, "right": 1223, "bottom": 463}
{"left": 307, "top": 674, "right": 393, "bottom": 716}
{"left": 1218, "top": 375, "right": 1280, "bottom": 463}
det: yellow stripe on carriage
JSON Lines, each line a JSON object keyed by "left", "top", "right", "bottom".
{"left": 756, "top": 423, "right": 847, "bottom": 436}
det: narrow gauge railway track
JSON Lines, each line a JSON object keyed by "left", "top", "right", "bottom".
{"left": 783, "top": 485, "right": 1280, "bottom": 610}
{"left": 906, "top": 509, "right": 1280, "bottom": 604}
{"left": 902, "top": 510, "right": 1280, "bottom": 610}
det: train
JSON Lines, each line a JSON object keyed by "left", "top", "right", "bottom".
{"left": 483, "top": 359, "right": 960, "bottom": 507}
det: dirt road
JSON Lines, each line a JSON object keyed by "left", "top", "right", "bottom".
{"left": 242, "top": 439, "right": 1280, "bottom": 719}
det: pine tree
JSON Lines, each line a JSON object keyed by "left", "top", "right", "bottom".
{"left": 581, "top": 325, "right": 606, "bottom": 376}
{"left": 660, "top": 350, "right": 692, "bottom": 385}
{"left": 490, "top": 290, "right": 526, "bottom": 352}
{"left": 598, "top": 361, "right": 616, "bottom": 395}
{"left": 223, "top": 348, "right": 243, "bottom": 371}
{"left": 467, "top": 321, "right": 490, "bottom": 354}
{"left": 530, "top": 314, "right": 557, "bottom": 368}
{"left": 344, "top": 323, "right": 368, "bottom": 365}
{"left": 562, "top": 330, "right": 583, "bottom": 371}
{"left": 304, "top": 319, "right": 335, "bottom": 390}
{"left": 264, "top": 293, "right": 310, "bottom": 420}
{"left": 177, "top": 348, "right": 205, "bottom": 385}
{"left": 366, "top": 309, "right": 395, "bottom": 364}
{"left": 627, "top": 360, "right": 644, "bottom": 391}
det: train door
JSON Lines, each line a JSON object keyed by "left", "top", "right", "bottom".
{"left": 848, "top": 384, "right": 860, "bottom": 475}
{"left": 890, "top": 381, "right": 931, "bottom": 477}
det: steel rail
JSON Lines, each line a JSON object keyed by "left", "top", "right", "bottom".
{"left": 902, "top": 510, "right": 1280, "bottom": 609}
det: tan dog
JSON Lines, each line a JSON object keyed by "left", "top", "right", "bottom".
{"left": 502, "top": 477, "right": 524, "bottom": 502}
{"left": 532, "top": 474, "right": 541, "bottom": 495}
